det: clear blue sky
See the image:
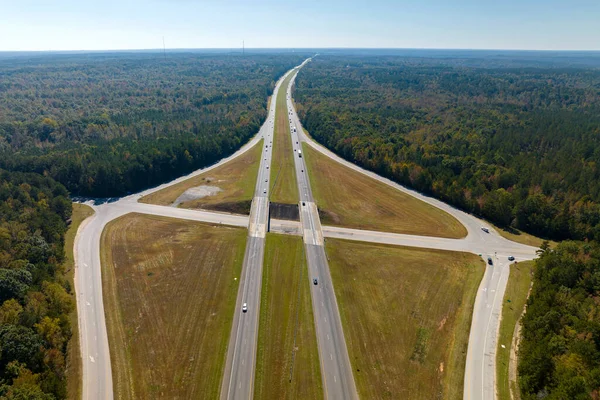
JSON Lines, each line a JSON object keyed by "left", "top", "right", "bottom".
{"left": 1, "top": 0, "right": 599, "bottom": 51}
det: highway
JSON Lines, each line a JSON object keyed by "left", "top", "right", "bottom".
{"left": 73, "top": 56, "right": 538, "bottom": 400}
{"left": 286, "top": 67, "right": 359, "bottom": 400}
{"left": 219, "top": 65, "right": 293, "bottom": 400}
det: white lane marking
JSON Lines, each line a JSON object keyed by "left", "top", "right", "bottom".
{"left": 83, "top": 263, "right": 88, "bottom": 267}
{"left": 334, "top": 376, "right": 337, "bottom": 383}
{"left": 330, "top": 353, "right": 333, "bottom": 360}
{"left": 327, "top": 334, "right": 330, "bottom": 340}
{"left": 89, "top": 356, "right": 95, "bottom": 363}
{"left": 86, "top": 301, "right": 91, "bottom": 306}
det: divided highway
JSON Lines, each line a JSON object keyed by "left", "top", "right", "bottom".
{"left": 73, "top": 56, "right": 538, "bottom": 400}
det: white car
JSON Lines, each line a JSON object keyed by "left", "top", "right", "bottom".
{"left": 242, "top": 303, "right": 248, "bottom": 313}
{"left": 263, "top": 188, "right": 267, "bottom": 194}
{"left": 481, "top": 227, "right": 490, "bottom": 233}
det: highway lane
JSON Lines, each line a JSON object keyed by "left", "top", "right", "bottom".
{"left": 286, "top": 66, "right": 359, "bottom": 400}
{"left": 220, "top": 63, "right": 305, "bottom": 400}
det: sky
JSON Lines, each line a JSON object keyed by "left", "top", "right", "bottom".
{"left": 1, "top": 0, "right": 599, "bottom": 51}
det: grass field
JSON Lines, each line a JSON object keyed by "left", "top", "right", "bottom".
{"left": 495, "top": 226, "right": 555, "bottom": 249}
{"left": 325, "top": 239, "right": 484, "bottom": 399}
{"left": 497, "top": 260, "right": 534, "bottom": 400}
{"left": 302, "top": 144, "right": 467, "bottom": 239}
{"left": 101, "top": 213, "right": 246, "bottom": 399}
{"left": 139, "top": 139, "right": 263, "bottom": 214}
{"left": 64, "top": 203, "right": 94, "bottom": 400}
{"left": 269, "top": 73, "right": 299, "bottom": 204}
{"left": 254, "top": 234, "right": 322, "bottom": 399}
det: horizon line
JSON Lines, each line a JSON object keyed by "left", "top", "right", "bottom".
{"left": 2, "top": 47, "right": 600, "bottom": 53}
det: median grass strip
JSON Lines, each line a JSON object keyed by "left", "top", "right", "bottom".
{"left": 65, "top": 203, "right": 94, "bottom": 400}
{"left": 101, "top": 213, "right": 246, "bottom": 399}
{"left": 301, "top": 144, "right": 467, "bottom": 239}
{"left": 497, "top": 260, "right": 534, "bottom": 400}
{"left": 269, "top": 72, "right": 299, "bottom": 204}
{"left": 139, "top": 139, "right": 263, "bottom": 214}
{"left": 325, "top": 239, "right": 484, "bottom": 399}
{"left": 254, "top": 233, "right": 322, "bottom": 399}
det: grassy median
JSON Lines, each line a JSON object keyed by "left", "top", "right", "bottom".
{"left": 101, "top": 214, "right": 246, "bottom": 399}
{"left": 326, "top": 239, "right": 483, "bottom": 399}
{"left": 302, "top": 144, "right": 467, "bottom": 238}
{"left": 65, "top": 203, "right": 94, "bottom": 400}
{"left": 497, "top": 260, "right": 534, "bottom": 400}
{"left": 254, "top": 234, "right": 322, "bottom": 399}
{"left": 269, "top": 73, "right": 299, "bottom": 204}
{"left": 139, "top": 139, "right": 263, "bottom": 214}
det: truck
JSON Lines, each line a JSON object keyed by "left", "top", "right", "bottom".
{"left": 298, "top": 150, "right": 302, "bottom": 158}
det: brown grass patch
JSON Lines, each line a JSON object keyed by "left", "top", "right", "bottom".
{"left": 139, "top": 140, "right": 263, "bottom": 213}
{"left": 101, "top": 213, "right": 246, "bottom": 399}
{"left": 254, "top": 234, "right": 322, "bottom": 399}
{"left": 269, "top": 74, "right": 299, "bottom": 204}
{"left": 326, "top": 239, "right": 484, "bottom": 399}
{"left": 65, "top": 203, "right": 94, "bottom": 400}
{"left": 302, "top": 144, "right": 467, "bottom": 238}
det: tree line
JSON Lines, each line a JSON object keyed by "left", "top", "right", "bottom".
{"left": 0, "top": 169, "right": 72, "bottom": 399}
{"left": 0, "top": 53, "right": 306, "bottom": 197}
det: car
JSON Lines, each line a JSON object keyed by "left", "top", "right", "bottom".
{"left": 313, "top": 278, "right": 318, "bottom": 285}
{"left": 294, "top": 149, "right": 296, "bottom": 151}
{"left": 301, "top": 169, "right": 304, "bottom": 172}
{"left": 266, "top": 166, "right": 269, "bottom": 169}
{"left": 242, "top": 303, "right": 248, "bottom": 313}
{"left": 487, "top": 257, "right": 493, "bottom": 265}
{"left": 296, "top": 141, "right": 299, "bottom": 144}
{"left": 302, "top": 201, "right": 306, "bottom": 206}
{"left": 265, "top": 179, "right": 268, "bottom": 182}
{"left": 263, "top": 188, "right": 266, "bottom": 194}
{"left": 508, "top": 256, "right": 515, "bottom": 261}
{"left": 481, "top": 227, "right": 490, "bottom": 233}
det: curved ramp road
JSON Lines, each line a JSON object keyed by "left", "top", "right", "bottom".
{"left": 74, "top": 55, "right": 537, "bottom": 400}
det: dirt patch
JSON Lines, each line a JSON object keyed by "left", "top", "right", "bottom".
{"left": 172, "top": 185, "right": 222, "bottom": 207}
{"left": 269, "top": 202, "right": 299, "bottom": 221}
{"left": 202, "top": 200, "right": 252, "bottom": 215}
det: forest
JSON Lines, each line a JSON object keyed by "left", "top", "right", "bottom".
{"left": 0, "top": 52, "right": 306, "bottom": 197}
{"left": 0, "top": 169, "right": 72, "bottom": 399}
{"left": 519, "top": 241, "right": 600, "bottom": 399}
{"left": 294, "top": 55, "right": 600, "bottom": 242}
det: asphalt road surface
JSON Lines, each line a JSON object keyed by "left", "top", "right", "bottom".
{"left": 286, "top": 67, "right": 359, "bottom": 400}
{"left": 219, "top": 64, "right": 303, "bottom": 400}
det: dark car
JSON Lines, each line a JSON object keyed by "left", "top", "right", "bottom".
{"left": 313, "top": 278, "right": 318, "bottom": 285}
{"left": 508, "top": 256, "right": 515, "bottom": 261}
{"left": 487, "top": 257, "right": 493, "bottom": 265}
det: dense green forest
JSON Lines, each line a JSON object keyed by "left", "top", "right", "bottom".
{"left": 0, "top": 169, "right": 72, "bottom": 399}
{"left": 519, "top": 241, "right": 600, "bottom": 399}
{"left": 0, "top": 53, "right": 305, "bottom": 197}
{"left": 294, "top": 55, "right": 600, "bottom": 242}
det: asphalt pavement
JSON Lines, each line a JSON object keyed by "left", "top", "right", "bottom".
{"left": 286, "top": 67, "right": 359, "bottom": 400}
